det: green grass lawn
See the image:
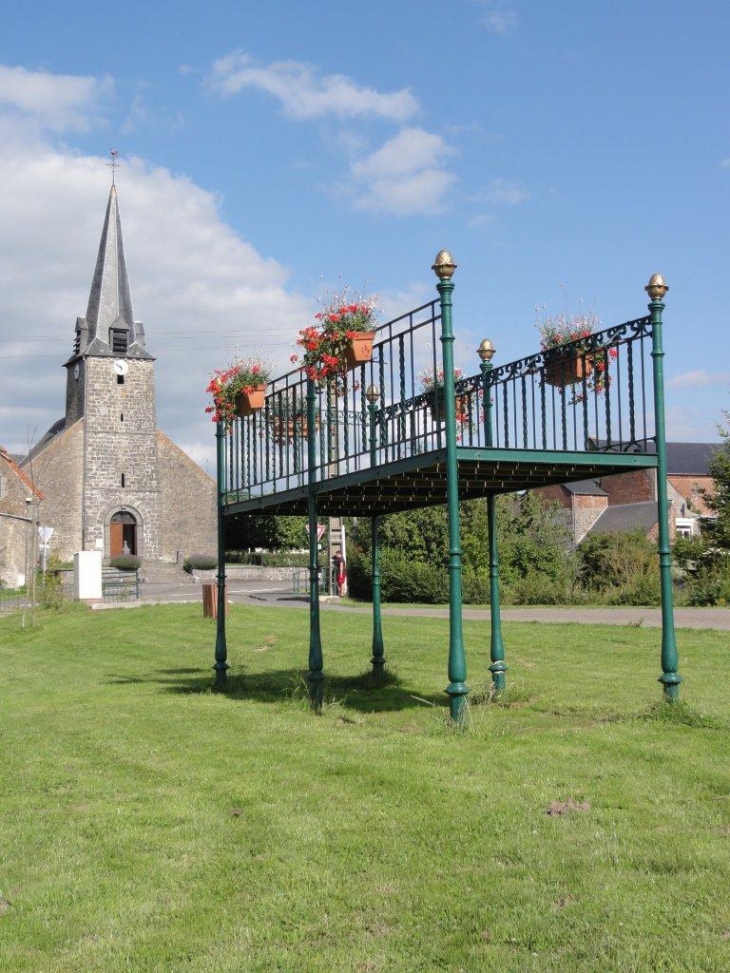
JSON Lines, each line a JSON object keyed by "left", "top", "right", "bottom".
{"left": 1, "top": 603, "right": 729, "bottom": 972}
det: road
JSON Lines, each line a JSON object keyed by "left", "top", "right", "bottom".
{"left": 121, "top": 577, "right": 730, "bottom": 631}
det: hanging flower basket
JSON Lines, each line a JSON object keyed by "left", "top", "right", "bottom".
{"left": 293, "top": 287, "right": 379, "bottom": 391}
{"left": 344, "top": 331, "right": 376, "bottom": 369}
{"left": 294, "top": 414, "right": 321, "bottom": 438}
{"left": 271, "top": 416, "right": 293, "bottom": 443}
{"left": 205, "top": 357, "right": 272, "bottom": 427}
{"left": 234, "top": 383, "right": 267, "bottom": 417}
{"left": 429, "top": 390, "right": 470, "bottom": 424}
{"left": 544, "top": 353, "right": 593, "bottom": 388}
{"left": 271, "top": 413, "right": 321, "bottom": 443}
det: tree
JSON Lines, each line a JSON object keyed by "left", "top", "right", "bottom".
{"left": 703, "top": 411, "right": 730, "bottom": 549}
{"left": 225, "top": 514, "right": 307, "bottom": 552}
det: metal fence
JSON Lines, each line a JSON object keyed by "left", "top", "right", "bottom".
{"left": 102, "top": 569, "right": 140, "bottom": 602}
{"left": 221, "top": 308, "right": 656, "bottom": 507}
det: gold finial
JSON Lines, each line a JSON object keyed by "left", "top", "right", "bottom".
{"left": 108, "top": 148, "right": 120, "bottom": 187}
{"left": 365, "top": 384, "right": 380, "bottom": 403}
{"left": 477, "top": 338, "right": 496, "bottom": 362}
{"left": 645, "top": 273, "right": 669, "bottom": 301}
{"left": 432, "top": 250, "right": 457, "bottom": 280}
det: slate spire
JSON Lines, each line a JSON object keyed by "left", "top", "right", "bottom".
{"left": 85, "top": 185, "right": 135, "bottom": 339}
{"left": 71, "top": 182, "right": 151, "bottom": 360}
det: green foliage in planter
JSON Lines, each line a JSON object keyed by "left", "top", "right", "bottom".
{"left": 109, "top": 554, "right": 142, "bottom": 572}
{"left": 183, "top": 554, "right": 218, "bottom": 573}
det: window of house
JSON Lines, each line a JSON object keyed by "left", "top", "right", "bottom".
{"left": 675, "top": 517, "right": 694, "bottom": 538}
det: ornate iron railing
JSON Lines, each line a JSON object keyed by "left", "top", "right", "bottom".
{"left": 220, "top": 308, "right": 656, "bottom": 506}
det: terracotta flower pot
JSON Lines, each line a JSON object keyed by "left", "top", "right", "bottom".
{"left": 271, "top": 416, "right": 291, "bottom": 442}
{"left": 429, "top": 391, "right": 469, "bottom": 424}
{"left": 344, "top": 331, "right": 376, "bottom": 369}
{"left": 294, "top": 414, "right": 321, "bottom": 438}
{"left": 235, "top": 383, "right": 267, "bottom": 417}
{"left": 544, "top": 354, "right": 593, "bottom": 388}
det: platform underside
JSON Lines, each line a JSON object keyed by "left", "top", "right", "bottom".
{"left": 222, "top": 448, "right": 658, "bottom": 520}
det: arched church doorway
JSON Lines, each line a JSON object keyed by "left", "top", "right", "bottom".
{"left": 110, "top": 511, "right": 138, "bottom": 558}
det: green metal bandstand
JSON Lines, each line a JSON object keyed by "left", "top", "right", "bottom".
{"left": 213, "top": 254, "right": 680, "bottom": 722}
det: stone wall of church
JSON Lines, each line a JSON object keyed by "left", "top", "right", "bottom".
{"left": 22, "top": 421, "right": 84, "bottom": 562}
{"left": 83, "top": 357, "right": 161, "bottom": 557}
{"left": 157, "top": 431, "right": 217, "bottom": 562}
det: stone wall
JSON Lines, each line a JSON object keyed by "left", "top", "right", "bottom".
{"left": 20, "top": 421, "right": 84, "bottom": 562}
{"left": 572, "top": 494, "right": 609, "bottom": 543}
{"left": 0, "top": 454, "right": 39, "bottom": 586}
{"left": 157, "top": 431, "right": 216, "bottom": 562}
{"left": 83, "top": 357, "right": 161, "bottom": 557}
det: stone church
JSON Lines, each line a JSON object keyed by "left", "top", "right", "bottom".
{"left": 16, "top": 183, "right": 216, "bottom": 573}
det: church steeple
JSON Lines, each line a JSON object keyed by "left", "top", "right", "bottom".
{"left": 69, "top": 182, "right": 152, "bottom": 361}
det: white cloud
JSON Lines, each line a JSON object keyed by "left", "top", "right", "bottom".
{"left": 667, "top": 370, "right": 730, "bottom": 389}
{"left": 0, "top": 75, "right": 311, "bottom": 461}
{"left": 665, "top": 404, "right": 724, "bottom": 442}
{"left": 351, "top": 128, "right": 456, "bottom": 215}
{"left": 479, "top": 177, "right": 530, "bottom": 205}
{"left": 207, "top": 52, "right": 419, "bottom": 123}
{"left": 121, "top": 91, "right": 184, "bottom": 136}
{"left": 721, "top": 158, "right": 730, "bottom": 170}
{"left": 478, "top": 5, "right": 519, "bottom": 35}
{"left": 0, "top": 65, "right": 112, "bottom": 131}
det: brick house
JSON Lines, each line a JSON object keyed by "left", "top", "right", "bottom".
{"left": 17, "top": 185, "right": 216, "bottom": 571}
{"left": 537, "top": 442, "right": 718, "bottom": 546}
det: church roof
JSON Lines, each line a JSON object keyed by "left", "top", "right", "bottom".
{"left": 86, "top": 186, "right": 135, "bottom": 338}
{"left": 68, "top": 185, "right": 153, "bottom": 362}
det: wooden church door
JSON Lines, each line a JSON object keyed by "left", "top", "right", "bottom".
{"left": 110, "top": 512, "right": 137, "bottom": 557}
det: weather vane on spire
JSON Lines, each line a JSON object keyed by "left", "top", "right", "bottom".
{"left": 108, "top": 148, "right": 120, "bottom": 186}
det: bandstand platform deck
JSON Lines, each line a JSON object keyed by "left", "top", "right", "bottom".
{"left": 212, "top": 262, "right": 680, "bottom": 721}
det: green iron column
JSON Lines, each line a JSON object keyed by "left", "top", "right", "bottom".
{"left": 478, "top": 339, "right": 507, "bottom": 694}
{"left": 646, "top": 274, "right": 681, "bottom": 701}
{"left": 366, "top": 384, "right": 385, "bottom": 675}
{"left": 213, "top": 420, "right": 230, "bottom": 688}
{"left": 433, "top": 250, "right": 469, "bottom": 724}
{"left": 306, "top": 378, "right": 324, "bottom": 707}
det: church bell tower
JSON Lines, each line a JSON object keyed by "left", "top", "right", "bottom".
{"left": 63, "top": 183, "right": 161, "bottom": 559}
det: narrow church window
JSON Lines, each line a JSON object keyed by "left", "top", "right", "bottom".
{"left": 120, "top": 413, "right": 124, "bottom": 422}
{"left": 121, "top": 473, "right": 126, "bottom": 488}
{"left": 117, "top": 374, "right": 125, "bottom": 385}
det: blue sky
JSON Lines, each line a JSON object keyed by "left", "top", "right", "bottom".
{"left": 1, "top": 0, "right": 728, "bottom": 470}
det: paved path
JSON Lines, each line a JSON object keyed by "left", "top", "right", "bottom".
{"left": 127, "top": 578, "right": 730, "bottom": 631}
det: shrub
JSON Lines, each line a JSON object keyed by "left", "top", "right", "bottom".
{"left": 37, "top": 553, "right": 65, "bottom": 610}
{"left": 511, "top": 572, "right": 572, "bottom": 605}
{"left": 684, "top": 550, "right": 730, "bottom": 606}
{"left": 347, "top": 550, "right": 448, "bottom": 604}
{"left": 110, "top": 554, "right": 142, "bottom": 572}
{"left": 462, "top": 567, "right": 491, "bottom": 605}
{"left": 577, "top": 531, "right": 659, "bottom": 601}
{"left": 183, "top": 554, "right": 218, "bottom": 573}
{"left": 226, "top": 551, "right": 314, "bottom": 568}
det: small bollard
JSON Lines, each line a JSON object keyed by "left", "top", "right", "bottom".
{"left": 202, "top": 582, "right": 227, "bottom": 618}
